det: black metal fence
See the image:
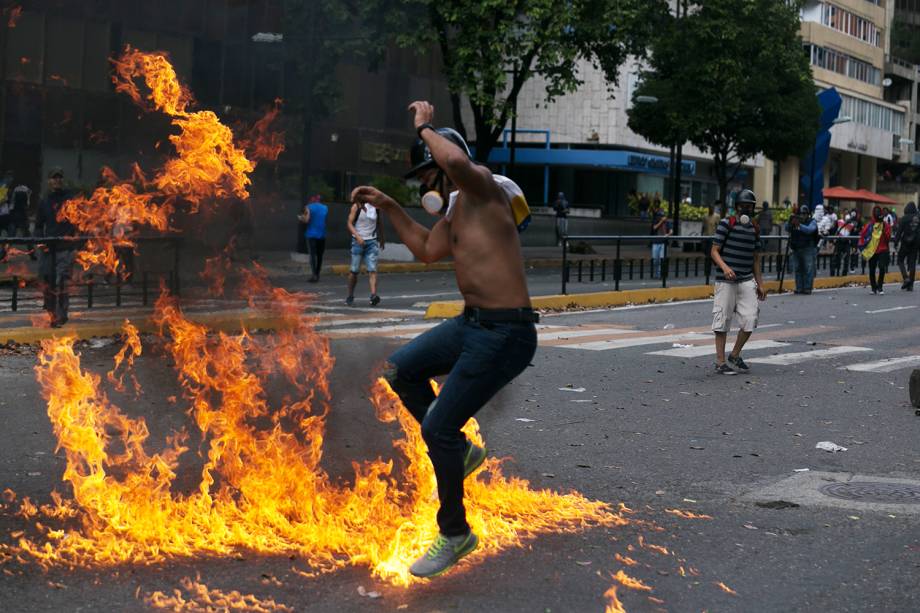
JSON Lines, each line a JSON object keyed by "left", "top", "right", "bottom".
{"left": 560, "top": 235, "right": 864, "bottom": 295}
{"left": 0, "top": 236, "right": 181, "bottom": 312}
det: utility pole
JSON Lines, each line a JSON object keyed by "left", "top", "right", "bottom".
{"left": 671, "top": 0, "right": 687, "bottom": 236}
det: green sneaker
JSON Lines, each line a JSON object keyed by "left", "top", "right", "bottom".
{"left": 409, "top": 531, "right": 479, "bottom": 578}
{"left": 462, "top": 441, "right": 487, "bottom": 479}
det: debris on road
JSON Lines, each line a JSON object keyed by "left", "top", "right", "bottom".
{"left": 515, "top": 418, "right": 536, "bottom": 422}
{"left": 559, "top": 386, "right": 586, "bottom": 393}
{"left": 357, "top": 586, "right": 382, "bottom": 599}
{"left": 815, "top": 441, "right": 848, "bottom": 453}
{"left": 715, "top": 581, "right": 738, "bottom": 596}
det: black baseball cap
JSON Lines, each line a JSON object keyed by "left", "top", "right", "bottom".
{"left": 48, "top": 167, "right": 64, "bottom": 178}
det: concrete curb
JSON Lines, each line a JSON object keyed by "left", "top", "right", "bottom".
{"left": 423, "top": 272, "right": 904, "bottom": 319}
{"left": 0, "top": 310, "right": 295, "bottom": 345}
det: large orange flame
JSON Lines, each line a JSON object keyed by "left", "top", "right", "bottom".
{"left": 4, "top": 284, "right": 619, "bottom": 586}
{"left": 58, "top": 48, "right": 282, "bottom": 273}
{"left": 143, "top": 576, "right": 293, "bottom": 612}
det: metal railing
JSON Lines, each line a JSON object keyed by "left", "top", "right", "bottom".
{"left": 560, "top": 234, "right": 864, "bottom": 295}
{"left": 0, "top": 235, "right": 181, "bottom": 312}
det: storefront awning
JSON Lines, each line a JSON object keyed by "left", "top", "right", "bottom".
{"left": 487, "top": 147, "right": 696, "bottom": 176}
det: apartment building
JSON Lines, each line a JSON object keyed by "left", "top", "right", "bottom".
{"left": 487, "top": 1, "right": 912, "bottom": 217}
{"left": 753, "top": 0, "right": 910, "bottom": 207}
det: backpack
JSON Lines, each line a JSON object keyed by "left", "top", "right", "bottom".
{"left": 902, "top": 215, "right": 920, "bottom": 248}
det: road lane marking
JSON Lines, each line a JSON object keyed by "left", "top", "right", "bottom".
{"left": 747, "top": 346, "right": 872, "bottom": 366}
{"left": 647, "top": 339, "right": 789, "bottom": 358}
{"left": 864, "top": 306, "right": 918, "bottom": 314}
{"left": 323, "top": 322, "right": 439, "bottom": 337}
{"left": 538, "top": 328, "right": 638, "bottom": 341}
{"left": 315, "top": 317, "right": 421, "bottom": 328}
{"left": 556, "top": 332, "right": 711, "bottom": 351}
{"left": 841, "top": 355, "right": 920, "bottom": 373}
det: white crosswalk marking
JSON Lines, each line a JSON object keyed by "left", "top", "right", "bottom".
{"left": 322, "top": 322, "right": 438, "bottom": 338}
{"left": 556, "top": 332, "right": 710, "bottom": 351}
{"left": 841, "top": 355, "right": 920, "bottom": 373}
{"left": 647, "top": 339, "right": 789, "bottom": 358}
{"left": 315, "top": 317, "right": 419, "bottom": 328}
{"left": 747, "top": 346, "right": 872, "bottom": 366}
{"left": 538, "top": 327, "right": 637, "bottom": 341}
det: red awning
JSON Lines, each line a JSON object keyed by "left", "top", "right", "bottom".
{"left": 821, "top": 186, "right": 898, "bottom": 205}
{"left": 853, "top": 189, "right": 897, "bottom": 205}
{"left": 822, "top": 186, "right": 863, "bottom": 200}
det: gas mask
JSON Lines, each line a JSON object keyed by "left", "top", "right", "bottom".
{"left": 736, "top": 205, "right": 754, "bottom": 225}
{"left": 419, "top": 171, "right": 446, "bottom": 216}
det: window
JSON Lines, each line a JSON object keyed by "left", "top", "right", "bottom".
{"left": 819, "top": 2, "right": 882, "bottom": 47}
{"left": 805, "top": 44, "right": 881, "bottom": 85}
{"left": 839, "top": 93, "right": 905, "bottom": 133}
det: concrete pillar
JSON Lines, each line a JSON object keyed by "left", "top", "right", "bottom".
{"left": 840, "top": 152, "right": 858, "bottom": 189}
{"left": 753, "top": 159, "right": 774, "bottom": 205}
{"left": 859, "top": 155, "right": 877, "bottom": 192}
{"left": 778, "top": 157, "right": 800, "bottom": 206}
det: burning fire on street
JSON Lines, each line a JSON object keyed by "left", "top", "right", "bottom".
{"left": 0, "top": 48, "right": 627, "bottom": 605}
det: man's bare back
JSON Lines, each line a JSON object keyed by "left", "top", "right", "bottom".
{"left": 350, "top": 100, "right": 531, "bottom": 311}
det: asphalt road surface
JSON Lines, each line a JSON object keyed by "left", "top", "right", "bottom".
{"left": 1, "top": 280, "right": 919, "bottom": 612}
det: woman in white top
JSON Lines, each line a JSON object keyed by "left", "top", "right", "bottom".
{"left": 346, "top": 201, "right": 385, "bottom": 305}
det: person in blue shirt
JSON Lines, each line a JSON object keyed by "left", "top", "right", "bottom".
{"left": 786, "top": 204, "right": 819, "bottom": 294}
{"left": 299, "top": 194, "right": 328, "bottom": 282}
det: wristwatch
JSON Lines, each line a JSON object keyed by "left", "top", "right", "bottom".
{"left": 416, "top": 123, "right": 435, "bottom": 138}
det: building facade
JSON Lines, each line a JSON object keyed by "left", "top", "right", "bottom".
{"left": 483, "top": 1, "right": 914, "bottom": 219}
{"left": 754, "top": 0, "right": 911, "bottom": 210}
{"left": 0, "top": 0, "right": 447, "bottom": 209}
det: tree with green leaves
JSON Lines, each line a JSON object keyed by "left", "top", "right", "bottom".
{"left": 389, "top": 0, "right": 667, "bottom": 163}
{"left": 282, "top": 0, "right": 390, "bottom": 194}
{"left": 628, "top": 0, "right": 821, "bottom": 202}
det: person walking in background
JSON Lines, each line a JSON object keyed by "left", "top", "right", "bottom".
{"left": 830, "top": 211, "right": 855, "bottom": 277}
{"left": 786, "top": 204, "right": 818, "bottom": 294}
{"left": 35, "top": 167, "right": 76, "bottom": 327}
{"left": 552, "top": 191, "right": 569, "bottom": 246}
{"left": 709, "top": 188, "right": 767, "bottom": 375}
{"left": 300, "top": 194, "right": 328, "bottom": 283}
{"left": 858, "top": 205, "right": 892, "bottom": 295}
{"left": 638, "top": 192, "right": 651, "bottom": 220}
{"left": 757, "top": 201, "right": 774, "bottom": 236}
{"left": 10, "top": 182, "right": 35, "bottom": 259}
{"left": 849, "top": 209, "right": 863, "bottom": 272}
{"left": 346, "top": 200, "right": 385, "bottom": 306}
{"left": 650, "top": 203, "right": 671, "bottom": 279}
{"left": 894, "top": 201, "right": 918, "bottom": 291}
{"left": 702, "top": 202, "right": 721, "bottom": 236}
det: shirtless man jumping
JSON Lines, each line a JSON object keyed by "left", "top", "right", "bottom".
{"left": 350, "top": 101, "right": 538, "bottom": 578}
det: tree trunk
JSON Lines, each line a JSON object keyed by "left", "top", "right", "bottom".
{"left": 448, "top": 92, "right": 467, "bottom": 140}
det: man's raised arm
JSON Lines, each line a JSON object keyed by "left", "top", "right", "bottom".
{"left": 349, "top": 186, "right": 450, "bottom": 264}
{"left": 409, "top": 101, "right": 497, "bottom": 202}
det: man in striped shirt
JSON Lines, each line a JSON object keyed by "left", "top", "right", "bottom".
{"left": 710, "top": 189, "right": 767, "bottom": 375}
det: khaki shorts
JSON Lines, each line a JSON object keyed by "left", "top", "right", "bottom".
{"left": 712, "top": 280, "right": 759, "bottom": 332}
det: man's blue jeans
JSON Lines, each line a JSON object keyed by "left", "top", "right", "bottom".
{"left": 651, "top": 243, "right": 665, "bottom": 278}
{"left": 387, "top": 315, "right": 537, "bottom": 536}
{"left": 792, "top": 245, "right": 817, "bottom": 292}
